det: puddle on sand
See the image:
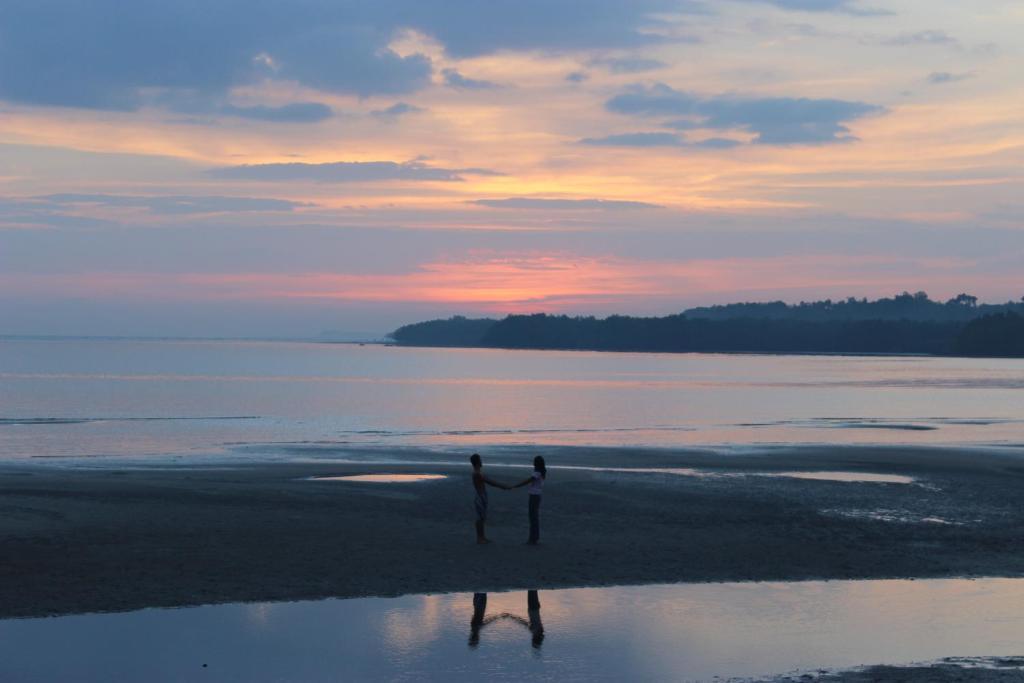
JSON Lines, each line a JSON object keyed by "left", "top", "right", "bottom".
{"left": 309, "top": 474, "right": 447, "bottom": 483}
{"left": 763, "top": 471, "right": 915, "bottom": 485}
{"left": 2, "top": 578, "right": 1024, "bottom": 682}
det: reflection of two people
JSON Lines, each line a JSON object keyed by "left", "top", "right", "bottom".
{"left": 469, "top": 590, "right": 544, "bottom": 649}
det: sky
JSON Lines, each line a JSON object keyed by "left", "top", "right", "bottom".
{"left": 1, "top": 0, "right": 1022, "bottom": 338}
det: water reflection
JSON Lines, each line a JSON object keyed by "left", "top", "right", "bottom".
{"left": 469, "top": 591, "right": 545, "bottom": 650}
{"left": 3, "top": 579, "right": 1024, "bottom": 681}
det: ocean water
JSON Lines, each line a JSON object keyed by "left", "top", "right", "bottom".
{"left": 2, "top": 578, "right": 1023, "bottom": 681}
{"left": 2, "top": 338, "right": 1023, "bottom": 461}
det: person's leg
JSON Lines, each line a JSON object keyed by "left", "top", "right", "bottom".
{"left": 475, "top": 496, "right": 490, "bottom": 543}
{"left": 527, "top": 590, "right": 544, "bottom": 648}
{"left": 528, "top": 494, "right": 541, "bottom": 543}
{"left": 470, "top": 593, "right": 487, "bottom": 647}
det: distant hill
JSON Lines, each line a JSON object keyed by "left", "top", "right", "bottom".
{"left": 388, "top": 293, "right": 1024, "bottom": 357}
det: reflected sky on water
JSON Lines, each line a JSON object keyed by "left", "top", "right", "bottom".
{"left": 2, "top": 578, "right": 1024, "bottom": 681}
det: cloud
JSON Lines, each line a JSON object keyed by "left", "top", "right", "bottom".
{"left": 741, "top": 0, "right": 889, "bottom": 15}
{"left": 220, "top": 102, "right": 333, "bottom": 123}
{"left": 579, "top": 132, "right": 687, "bottom": 147}
{"left": 37, "top": 194, "right": 309, "bottom": 215}
{"left": 371, "top": 102, "right": 426, "bottom": 119}
{"left": 579, "top": 131, "right": 744, "bottom": 149}
{"left": 208, "top": 160, "right": 502, "bottom": 182}
{"left": 0, "top": 1, "right": 689, "bottom": 111}
{"left": 881, "top": 30, "right": 960, "bottom": 47}
{"left": 271, "top": 25, "right": 433, "bottom": 97}
{"left": 590, "top": 56, "right": 670, "bottom": 74}
{"left": 396, "top": 0, "right": 690, "bottom": 58}
{"left": 927, "top": 71, "right": 975, "bottom": 85}
{"left": 0, "top": 4, "right": 430, "bottom": 108}
{"left": 695, "top": 137, "right": 744, "bottom": 149}
{"left": 471, "top": 198, "right": 663, "bottom": 210}
{"left": 441, "top": 69, "right": 500, "bottom": 90}
{"left": 156, "top": 92, "right": 334, "bottom": 124}
{"left": 605, "top": 83, "right": 883, "bottom": 145}
{"left": 0, "top": 198, "right": 116, "bottom": 230}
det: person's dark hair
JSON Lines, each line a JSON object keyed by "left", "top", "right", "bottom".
{"left": 533, "top": 455, "right": 546, "bottom": 478}
{"left": 470, "top": 453, "right": 482, "bottom": 468}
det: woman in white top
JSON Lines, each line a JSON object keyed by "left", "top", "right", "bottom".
{"left": 513, "top": 456, "right": 546, "bottom": 545}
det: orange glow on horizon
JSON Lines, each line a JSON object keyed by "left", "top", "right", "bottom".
{"left": 4, "top": 252, "right": 1012, "bottom": 315}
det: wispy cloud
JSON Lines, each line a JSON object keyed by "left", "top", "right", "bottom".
{"left": 370, "top": 102, "right": 426, "bottom": 119}
{"left": 926, "top": 71, "right": 975, "bottom": 85}
{"left": 208, "top": 160, "right": 502, "bottom": 183}
{"left": 741, "top": 0, "right": 891, "bottom": 15}
{"left": 605, "top": 83, "right": 883, "bottom": 145}
{"left": 471, "top": 198, "right": 663, "bottom": 210}
{"left": 441, "top": 69, "right": 500, "bottom": 90}
{"left": 38, "top": 194, "right": 310, "bottom": 215}
{"left": 880, "top": 30, "right": 960, "bottom": 48}
{"left": 219, "top": 102, "right": 333, "bottom": 123}
{"left": 590, "top": 56, "right": 669, "bottom": 74}
{"left": 580, "top": 132, "right": 687, "bottom": 147}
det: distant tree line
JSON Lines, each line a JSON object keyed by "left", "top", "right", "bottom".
{"left": 954, "top": 312, "right": 1024, "bottom": 357}
{"left": 388, "top": 293, "right": 1024, "bottom": 357}
{"left": 682, "top": 291, "right": 1024, "bottom": 322}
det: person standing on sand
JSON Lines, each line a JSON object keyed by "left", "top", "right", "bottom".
{"left": 471, "top": 453, "right": 508, "bottom": 544}
{"left": 512, "top": 456, "right": 546, "bottom": 545}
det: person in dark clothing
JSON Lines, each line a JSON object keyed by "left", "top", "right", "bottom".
{"left": 512, "top": 456, "right": 546, "bottom": 545}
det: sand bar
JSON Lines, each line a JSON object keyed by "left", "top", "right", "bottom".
{"left": 2, "top": 444, "right": 1024, "bottom": 618}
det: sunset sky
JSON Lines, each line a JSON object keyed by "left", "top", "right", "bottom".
{"left": 2, "top": 0, "right": 1022, "bottom": 337}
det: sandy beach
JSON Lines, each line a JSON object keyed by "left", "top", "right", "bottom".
{"left": 2, "top": 444, "right": 1024, "bottom": 620}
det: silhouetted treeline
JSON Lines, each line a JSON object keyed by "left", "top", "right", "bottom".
{"left": 954, "top": 312, "right": 1024, "bottom": 357}
{"left": 474, "top": 314, "right": 962, "bottom": 354}
{"left": 684, "top": 291, "right": 1024, "bottom": 322}
{"left": 388, "top": 293, "right": 1024, "bottom": 357}
{"left": 389, "top": 316, "right": 497, "bottom": 347}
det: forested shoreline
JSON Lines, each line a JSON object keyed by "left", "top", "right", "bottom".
{"left": 389, "top": 293, "right": 1024, "bottom": 357}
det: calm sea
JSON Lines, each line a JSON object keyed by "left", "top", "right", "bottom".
{"left": 1, "top": 338, "right": 1022, "bottom": 461}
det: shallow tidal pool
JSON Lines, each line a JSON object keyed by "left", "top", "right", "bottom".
{"left": 2, "top": 578, "right": 1024, "bottom": 681}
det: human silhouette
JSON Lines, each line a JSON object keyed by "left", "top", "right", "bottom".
{"left": 511, "top": 456, "right": 546, "bottom": 544}
{"left": 470, "top": 453, "right": 509, "bottom": 544}
{"left": 469, "top": 592, "right": 488, "bottom": 648}
{"left": 467, "top": 591, "right": 545, "bottom": 649}
{"left": 527, "top": 590, "right": 545, "bottom": 648}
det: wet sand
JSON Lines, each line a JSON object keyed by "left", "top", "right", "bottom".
{"left": 767, "top": 657, "right": 1024, "bottom": 682}
{"left": 3, "top": 444, "right": 1024, "bottom": 619}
